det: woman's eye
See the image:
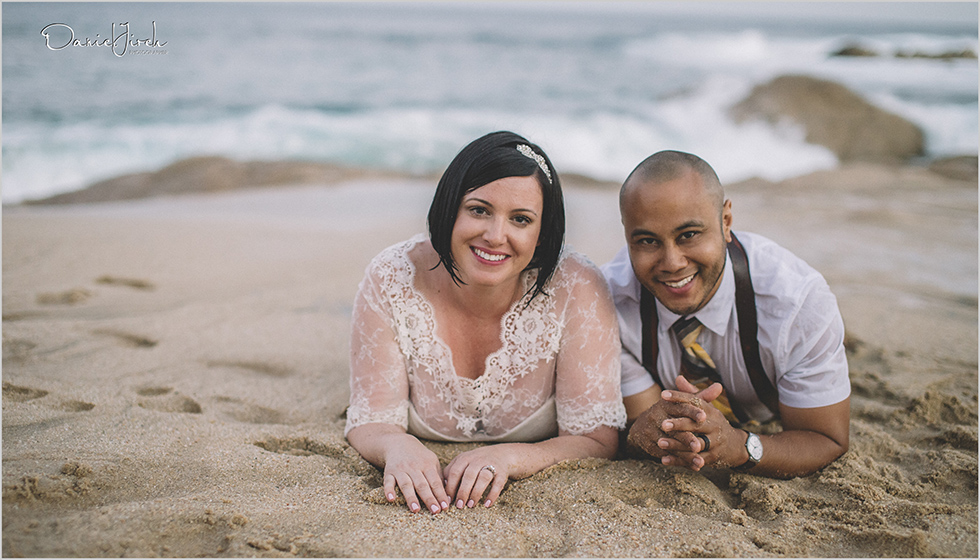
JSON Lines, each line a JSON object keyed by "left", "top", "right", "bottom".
{"left": 513, "top": 215, "right": 531, "bottom": 225}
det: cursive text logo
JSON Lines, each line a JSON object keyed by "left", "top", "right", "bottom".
{"left": 40, "top": 21, "right": 167, "bottom": 57}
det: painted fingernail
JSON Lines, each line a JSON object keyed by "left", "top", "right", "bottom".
{"left": 387, "top": 493, "right": 395, "bottom": 501}
{"left": 441, "top": 501, "right": 449, "bottom": 510}
{"left": 484, "top": 500, "right": 492, "bottom": 508}
{"left": 456, "top": 499, "right": 464, "bottom": 509}
{"left": 410, "top": 502, "right": 420, "bottom": 512}
{"left": 430, "top": 504, "right": 440, "bottom": 513}
{"left": 467, "top": 500, "right": 475, "bottom": 508}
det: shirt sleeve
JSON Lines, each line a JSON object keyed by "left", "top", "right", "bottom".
{"left": 621, "top": 350, "right": 656, "bottom": 397}
{"left": 554, "top": 254, "right": 628, "bottom": 434}
{"left": 773, "top": 277, "right": 851, "bottom": 409}
{"left": 344, "top": 258, "right": 410, "bottom": 436}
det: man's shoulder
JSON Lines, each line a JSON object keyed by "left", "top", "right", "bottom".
{"left": 737, "top": 231, "right": 828, "bottom": 294}
{"left": 599, "top": 246, "right": 639, "bottom": 302}
{"left": 736, "top": 231, "right": 839, "bottom": 332}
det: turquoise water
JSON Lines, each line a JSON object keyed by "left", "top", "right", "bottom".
{"left": 3, "top": 2, "right": 977, "bottom": 203}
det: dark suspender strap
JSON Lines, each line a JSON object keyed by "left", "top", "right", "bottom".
{"left": 639, "top": 286, "right": 663, "bottom": 389}
{"left": 728, "top": 233, "right": 780, "bottom": 417}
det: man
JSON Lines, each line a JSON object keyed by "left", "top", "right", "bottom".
{"left": 601, "top": 150, "right": 850, "bottom": 478}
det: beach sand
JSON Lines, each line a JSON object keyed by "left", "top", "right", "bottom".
{"left": 3, "top": 161, "right": 977, "bottom": 557}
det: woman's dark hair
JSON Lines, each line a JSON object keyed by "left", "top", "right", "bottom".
{"left": 427, "top": 131, "right": 565, "bottom": 302}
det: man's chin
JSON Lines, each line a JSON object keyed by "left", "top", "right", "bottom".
{"left": 649, "top": 289, "right": 700, "bottom": 316}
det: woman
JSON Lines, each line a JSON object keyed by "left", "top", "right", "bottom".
{"left": 346, "top": 131, "right": 626, "bottom": 514}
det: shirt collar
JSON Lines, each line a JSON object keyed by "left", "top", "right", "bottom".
{"left": 656, "top": 250, "right": 734, "bottom": 336}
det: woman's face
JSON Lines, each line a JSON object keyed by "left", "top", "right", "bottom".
{"left": 450, "top": 175, "right": 544, "bottom": 290}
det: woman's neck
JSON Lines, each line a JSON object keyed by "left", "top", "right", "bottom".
{"left": 445, "top": 275, "right": 524, "bottom": 320}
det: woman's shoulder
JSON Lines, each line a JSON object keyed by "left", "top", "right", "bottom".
{"left": 363, "top": 234, "right": 429, "bottom": 285}
{"left": 547, "top": 248, "right": 607, "bottom": 290}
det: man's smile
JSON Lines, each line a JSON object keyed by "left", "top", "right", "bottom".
{"left": 662, "top": 272, "right": 696, "bottom": 289}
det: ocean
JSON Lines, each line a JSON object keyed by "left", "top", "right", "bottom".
{"left": 2, "top": 1, "right": 977, "bottom": 204}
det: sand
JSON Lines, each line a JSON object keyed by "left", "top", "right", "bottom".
{"left": 2, "top": 161, "right": 977, "bottom": 557}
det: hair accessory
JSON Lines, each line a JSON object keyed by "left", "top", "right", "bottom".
{"left": 516, "top": 144, "right": 552, "bottom": 183}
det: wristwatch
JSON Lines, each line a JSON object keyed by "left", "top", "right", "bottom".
{"left": 735, "top": 431, "right": 763, "bottom": 470}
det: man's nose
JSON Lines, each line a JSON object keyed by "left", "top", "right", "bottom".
{"left": 660, "top": 243, "right": 687, "bottom": 272}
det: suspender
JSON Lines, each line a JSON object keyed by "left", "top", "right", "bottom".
{"left": 639, "top": 232, "right": 780, "bottom": 420}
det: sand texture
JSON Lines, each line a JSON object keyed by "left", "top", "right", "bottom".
{"left": 3, "top": 161, "right": 977, "bottom": 557}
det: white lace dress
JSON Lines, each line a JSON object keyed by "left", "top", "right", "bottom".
{"left": 345, "top": 234, "right": 627, "bottom": 442}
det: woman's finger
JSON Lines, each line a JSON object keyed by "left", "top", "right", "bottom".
{"left": 452, "top": 462, "right": 481, "bottom": 509}
{"left": 443, "top": 458, "right": 463, "bottom": 501}
{"left": 411, "top": 472, "right": 443, "bottom": 514}
{"left": 383, "top": 472, "right": 399, "bottom": 503}
{"left": 467, "top": 465, "right": 496, "bottom": 507}
{"left": 393, "top": 472, "right": 422, "bottom": 513}
{"left": 483, "top": 469, "right": 507, "bottom": 507}
{"left": 423, "top": 467, "right": 450, "bottom": 512}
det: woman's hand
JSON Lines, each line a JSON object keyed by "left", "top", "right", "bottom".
{"left": 347, "top": 424, "right": 451, "bottom": 514}
{"left": 381, "top": 432, "right": 452, "bottom": 514}
{"left": 443, "top": 444, "right": 521, "bottom": 509}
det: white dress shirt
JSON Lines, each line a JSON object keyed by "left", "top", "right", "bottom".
{"left": 601, "top": 230, "right": 850, "bottom": 422}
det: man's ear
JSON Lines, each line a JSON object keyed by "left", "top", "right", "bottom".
{"left": 722, "top": 199, "right": 733, "bottom": 242}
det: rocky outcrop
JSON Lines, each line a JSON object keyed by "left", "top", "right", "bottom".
{"left": 831, "top": 43, "right": 977, "bottom": 60}
{"left": 26, "top": 156, "right": 407, "bottom": 205}
{"left": 729, "top": 75, "right": 925, "bottom": 163}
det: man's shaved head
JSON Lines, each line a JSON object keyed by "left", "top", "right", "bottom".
{"left": 621, "top": 150, "right": 725, "bottom": 212}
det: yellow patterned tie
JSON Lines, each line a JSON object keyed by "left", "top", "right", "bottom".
{"left": 672, "top": 316, "right": 739, "bottom": 424}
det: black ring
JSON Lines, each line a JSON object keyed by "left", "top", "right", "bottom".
{"left": 696, "top": 434, "right": 711, "bottom": 453}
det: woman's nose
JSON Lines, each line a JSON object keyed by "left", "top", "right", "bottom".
{"left": 483, "top": 218, "right": 506, "bottom": 245}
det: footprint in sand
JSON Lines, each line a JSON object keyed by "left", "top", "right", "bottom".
{"left": 136, "top": 386, "right": 202, "bottom": 414}
{"left": 2, "top": 382, "right": 49, "bottom": 402}
{"left": 35, "top": 288, "right": 92, "bottom": 306}
{"left": 3, "top": 338, "right": 38, "bottom": 363}
{"left": 205, "top": 360, "right": 292, "bottom": 378}
{"left": 2, "top": 383, "right": 95, "bottom": 412}
{"left": 58, "top": 400, "right": 96, "bottom": 412}
{"left": 93, "top": 329, "right": 158, "bottom": 349}
{"left": 95, "top": 276, "right": 155, "bottom": 291}
{"left": 212, "top": 396, "right": 285, "bottom": 425}
{"left": 253, "top": 436, "right": 348, "bottom": 459}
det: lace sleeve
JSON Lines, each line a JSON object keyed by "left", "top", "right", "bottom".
{"left": 344, "top": 257, "right": 410, "bottom": 436}
{"left": 554, "top": 253, "right": 628, "bottom": 435}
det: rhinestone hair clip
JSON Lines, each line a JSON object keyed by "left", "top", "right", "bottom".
{"left": 516, "top": 144, "right": 552, "bottom": 184}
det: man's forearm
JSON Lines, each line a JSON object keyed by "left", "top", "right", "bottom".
{"left": 734, "top": 428, "right": 848, "bottom": 479}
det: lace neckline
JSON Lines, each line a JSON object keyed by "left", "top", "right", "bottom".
{"left": 402, "top": 234, "right": 538, "bottom": 384}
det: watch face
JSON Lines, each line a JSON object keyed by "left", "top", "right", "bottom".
{"left": 747, "top": 433, "right": 763, "bottom": 462}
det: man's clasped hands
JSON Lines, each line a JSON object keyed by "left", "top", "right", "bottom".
{"left": 627, "top": 376, "right": 750, "bottom": 471}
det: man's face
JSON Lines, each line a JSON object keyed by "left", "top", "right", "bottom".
{"left": 621, "top": 170, "right": 732, "bottom": 316}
